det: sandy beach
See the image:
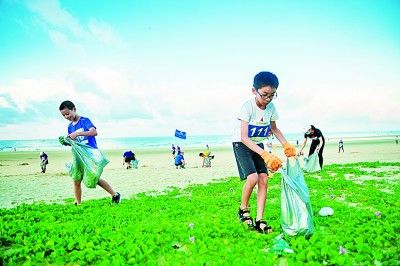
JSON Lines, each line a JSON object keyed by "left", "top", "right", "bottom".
{"left": 1, "top": 138, "right": 399, "bottom": 208}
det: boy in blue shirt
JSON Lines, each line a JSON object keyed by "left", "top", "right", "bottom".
{"left": 232, "top": 71, "right": 296, "bottom": 233}
{"left": 123, "top": 150, "right": 136, "bottom": 169}
{"left": 174, "top": 152, "right": 185, "bottom": 169}
{"left": 59, "top": 100, "right": 121, "bottom": 205}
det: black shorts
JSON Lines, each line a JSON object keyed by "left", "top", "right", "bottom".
{"left": 232, "top": 142, "right": 268, "bottom": 180}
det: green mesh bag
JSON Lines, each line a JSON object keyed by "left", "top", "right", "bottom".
{"left": 303, "top": 152, "right": 321, "bottom": 173}
{"left": 279, "top": 159, "right": 314, "bottom": 237}
{"left": 59, "top": 136, "right": 109, "bottom": 188}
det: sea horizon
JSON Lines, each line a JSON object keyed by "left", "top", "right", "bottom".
{"left": 0, "top": 130, "right": 399, "bottom": 152}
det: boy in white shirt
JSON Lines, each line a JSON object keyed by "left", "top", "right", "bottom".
{"left": 232, "top": 71, "right": 296, "bottom": 233}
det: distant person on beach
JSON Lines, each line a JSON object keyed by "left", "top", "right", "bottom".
{"left": 299, "top": 125, "right": 325, "bottom": 168}
{"left": 39, "top": 152, "right": 49, "bottom": 173}
{"left": 338, "top": 139, "right": 344, "bottom": 153}
{"left": 296, "top": 139, "right": 299, "bottom": 147}
{"left": 201, "top": 144, "right": 214, "bottom": 167}
{"left": 171, "top": 144, "right": 176, "bottom": 158}
{"left": 177, "top": 145, "right": 181, "bottom": 155}
{"left": 232, "top": 71, "right": 296, "bottom": 234}
{"left": 396, "top": 136, "right": 399, "bottom": 145}
{"left": 175, "top": 151, "right": 185, "bottom": 169}
{"left": 59, "top": 100, "right": 121, "bottom": 205}
{"left": 123, "top": 150, "right": 138, "bottom": 169}
{"left": 266, "top": 133, "right": 274, "bottom": 153}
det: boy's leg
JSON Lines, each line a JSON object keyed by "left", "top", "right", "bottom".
{"left": 240, "top": 173, "right": 258, "bottom": 225}
{"left": 97, "top": 179, "right": 116, "bottom": 196}
{"left": 255, "top": 173, "right": 268, "bottom": 221}
{"left": 240, "top": 173, "right": 258, "bottom": 210}
{"left": 98, "top": 179, "right": 121, "bottom": 203}
{"left": 73, "top": 180, "right": 82, "bottom": 204}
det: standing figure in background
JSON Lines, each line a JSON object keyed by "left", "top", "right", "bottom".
{"left": 171, "top": 144, "right": 176, "bottom": 158}
{"left": 39, "top": 151, "right": 49, "bottom": 173}
{"left": 299, "top": 125, "right": 325, "bottom": 168}
{"left": 338, "top": 139, "right": 344, "bottom": 153}
{"left": 266, "top": 133, "right": 274, "bottom": 154}
{"left": 177, "top": 145, "right": 181, "bottom": 155}
{"left": 202, "top": 144, "right": 214, "bottom": 167}
{"left": 396, "top": 136, "right": 399, "bottom": 145}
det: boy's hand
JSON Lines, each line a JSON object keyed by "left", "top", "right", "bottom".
{"left": 260, "top": 152, "right": 283, "bottom": 172}
{"left": 58, "top": 136, "right": 71, "bottom": 146}
{"left": 68, "top": 132, "right": 79, "bottom": 140}
{"left": 283, "top": 143, "right": 296, "bottom": 157}
{"left": 297, "top": 148, "right": 304, "bottom": 156}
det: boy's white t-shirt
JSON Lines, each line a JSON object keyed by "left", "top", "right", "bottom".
{"left": 232, "top": 98, "right": 279, "bottom": 143}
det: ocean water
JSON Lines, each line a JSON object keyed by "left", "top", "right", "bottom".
{"left": 0, "top": 131, "right": 399, "bottom": 152}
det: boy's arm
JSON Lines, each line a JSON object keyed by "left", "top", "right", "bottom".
{"left": 68, "top": 127, "right": 98, "bottom": 139}
{"left": 271, "top": 121, "right": 296, "bottom": 157}
{"left": 299, "top": 138, "right": 308, "bottom": 152}
{"left": 270, "top": 121, "right": 288, "bottom": 146}
{"left": 317, "top": 137, "right": 324, "bottom": 149}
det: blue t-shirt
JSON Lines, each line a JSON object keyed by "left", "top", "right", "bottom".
{"left": 123, "top": 151, "right": 135, "bottom": 159}
{"left": 68, "top": 117, "right": 98, "bottom": 149}
{"left": 175, "top": 154, "right": 184, "bottom": 164}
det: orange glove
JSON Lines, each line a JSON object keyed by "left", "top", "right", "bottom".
{"left": 260, "top": 152, "right": 283, "bottom": 172}
{"left": 283, "top": 143, "right": 296, "bottom": 157}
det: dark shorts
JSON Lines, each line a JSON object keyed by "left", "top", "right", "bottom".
{"left": 124, "top": 158, "right": 132, "bottom": 163}
{"left": 232, "top": 142, "right": 268, "bottom": 180}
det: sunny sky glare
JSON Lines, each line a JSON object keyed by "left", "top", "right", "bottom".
{"left": 0, "top": 0, "right": 399, "bottom": 140}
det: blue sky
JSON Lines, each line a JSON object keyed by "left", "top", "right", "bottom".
{"left": 0, "top": 0, "right": 399, "bottom": 140}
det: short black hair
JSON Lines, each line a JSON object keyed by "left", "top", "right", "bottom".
{"left": 253, "top": 71, "right": 279, "bottom": 90}
{"left": 59, "top": 100, "right": 75, "bottom": 111}
{"left": 310, "top": 125, "right": 316, "bottom": 130}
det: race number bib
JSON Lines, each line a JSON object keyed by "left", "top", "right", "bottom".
{"left": 73, "top": 128, "right": 89, "bottom": 145}
{"left": 248, "top": 124, "right": 271, "bottom": 139}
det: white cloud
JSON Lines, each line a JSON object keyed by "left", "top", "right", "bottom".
{"left": 26, "top": 0, "right": 85, "bottom": 38}
{"left": 48, "top": 30, "right": 85, "bottom": 56}
{"left": 25, "top": 0, "right": 124, "bottom": 52}
{"left": 0, "top": 118, "right": 66, "bottom": 140}
{"left": 0, "top": 77, "right": 71, "bottom": 111}
{"left": 88, "top": 18, "right": 123, "bottom": 46}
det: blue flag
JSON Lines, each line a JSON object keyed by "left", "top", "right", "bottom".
{"left": 175, "top": 129, "right": 187, "bottom": 139}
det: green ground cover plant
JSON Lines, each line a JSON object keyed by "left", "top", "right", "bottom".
{"left": 1, "top": 162, "right": 399, "bottom": 265}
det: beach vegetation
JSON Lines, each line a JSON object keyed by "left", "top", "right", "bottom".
{"left": 0, "top": 161, "right": 399, "bottom": 265}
